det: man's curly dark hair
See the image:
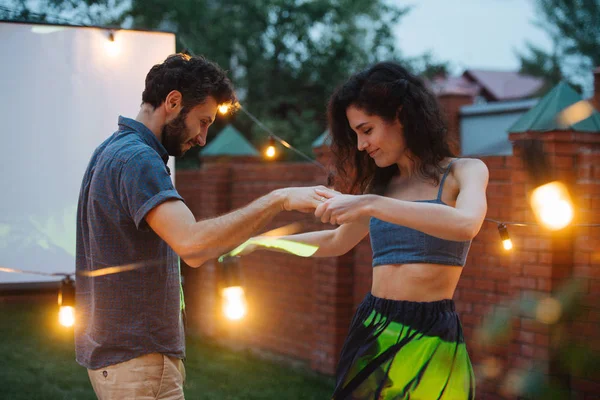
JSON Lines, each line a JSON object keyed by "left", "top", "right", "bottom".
{"left": 142, "top": 53, "right": 236, "bottom": 110}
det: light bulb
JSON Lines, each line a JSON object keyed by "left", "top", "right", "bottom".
{"left": 530, "top": 181, "right": 574, "bottom": 230}
{"left": 265, "top": 136, "right": 276, "bottom": 158}
{"left": 498, "top": 224, "right": 513, "bottom": 251}
{"left": 218, "top": 104, "right": 230, "bottom": 114}
{"left": 59, "top": 306, "right": 75, "bottom": 327}
{"left": 222, "top": 286, "right": 247, "bottom": 320}
{"left": 104, "top": 31, "right": 120, "bottom": 57}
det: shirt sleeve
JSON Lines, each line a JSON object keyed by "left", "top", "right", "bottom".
{"left": 119, "top": 148, "right": 184, "bottom": 230}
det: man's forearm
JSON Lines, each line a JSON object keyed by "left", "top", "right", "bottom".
{"left": 183, "top": 190, "right": 285, "bottom": 266}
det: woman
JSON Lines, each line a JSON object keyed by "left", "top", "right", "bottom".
{"left": 249, "top": 61, "right": 488, "bottom": 399}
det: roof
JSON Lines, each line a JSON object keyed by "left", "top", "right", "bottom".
{"left": 201, "top": 125, "right": 259, "bottom": 156}
{"left": 460, "top": 98, "right": 539, "bottom": 116}
{"left": 463, "top": 70, "right": 545, "bottom": 101}
{"left": 508, "top": 81, "right": 600, "bottom": 133}
{"left": 312, "top": 130, "right": 331, "bottom": 148}
{"left": 428, "top": 75, "right": 480, "bottom": 97}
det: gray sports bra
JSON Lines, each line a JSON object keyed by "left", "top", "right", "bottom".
{"left": 369, "top": 159, "right": 471, "bottom": 267}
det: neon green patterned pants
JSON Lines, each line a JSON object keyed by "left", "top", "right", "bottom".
{"left": 333, "top": 293, "right": 475, "bottom": 400}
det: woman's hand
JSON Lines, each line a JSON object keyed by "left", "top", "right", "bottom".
{"left": 314, "top": 189, "right": 375, "bottom": 225}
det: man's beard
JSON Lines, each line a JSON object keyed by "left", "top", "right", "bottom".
{"left": 161, "top": 110, "right": 189, "bottom": 157}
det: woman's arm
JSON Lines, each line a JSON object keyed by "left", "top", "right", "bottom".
{"left": 245, "top": 218, "right": 370, "bottom": 258}
{"left": 317, "top": 158, "right": 489, "bottom": 241}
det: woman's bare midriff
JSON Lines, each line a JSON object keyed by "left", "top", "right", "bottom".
{"left": 371, "top": 263, "right": 463, "bottom": 302}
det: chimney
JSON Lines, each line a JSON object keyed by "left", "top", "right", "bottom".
{"left": 594, "top": 66, "right": 600, "bottom": 111}
{"left": 437, "top": 93, "right": 474, "bottom": 155}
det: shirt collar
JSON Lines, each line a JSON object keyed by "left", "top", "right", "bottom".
{"left": 118, "top": 116, "right": 169, "bottom": 164}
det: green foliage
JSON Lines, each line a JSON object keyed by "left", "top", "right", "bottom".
{"left": 2, "top": 0, "right": 450, "bottom": 165}
{"left": 2, "top": 0, "right": 413, "bottom": 164}
{"left": 409, "top": 52, "right": 452, "bottom": 81}
{"left": 518, "top": 0, "right": 600, "bottom": 94}
{"left": 124, "top": 0, "right": 410, "bottom": 160}
{"left": 477, "top": 278, "right": 600, "bottom": 398}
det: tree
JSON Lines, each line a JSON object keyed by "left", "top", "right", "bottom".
{"left": 0, "top": 0, "right": 125, "bottom": 25}
{"left": 2, "top": 1, "right": 447, "bottom": 166}
{"left": 518, "top": 0, "right": 600, "bottom": 95}
{"left": 123, "top": 0, "right": 410, "bottom": 164}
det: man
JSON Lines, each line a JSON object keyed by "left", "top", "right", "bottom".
{"left": 75, "top": 53, "right": 331, "bottom": 399}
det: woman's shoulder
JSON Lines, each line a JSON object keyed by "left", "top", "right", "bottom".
{"left": 449, "top": 157, "right": 489, "bottom": 181}
{"left": 449, "top": 157, "right": 487, "bottom": 170}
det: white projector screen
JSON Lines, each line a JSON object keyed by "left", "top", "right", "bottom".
{"left": 0, "top": 22, "right": 176, "bottom": 283}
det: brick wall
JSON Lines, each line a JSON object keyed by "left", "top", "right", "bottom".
{"left": 177, "top": 133, "right": 600, "bottom": 398}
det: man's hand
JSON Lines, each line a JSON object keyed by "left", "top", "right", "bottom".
{"left": 277, "top": 186, "right": 339, "bottom": 213}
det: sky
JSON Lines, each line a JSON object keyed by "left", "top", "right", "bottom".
{"left": 394, "top": 0, "right": 553, "bottom": 72}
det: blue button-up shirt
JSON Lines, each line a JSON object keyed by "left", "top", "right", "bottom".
{"left": 75, "top": 116, "right": 185, "bottom": 369}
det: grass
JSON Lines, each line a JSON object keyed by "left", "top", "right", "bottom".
{"left": 0, "top": 302, "right": 334, "bottom": 399}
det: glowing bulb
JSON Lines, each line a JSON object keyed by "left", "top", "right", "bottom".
{"left": 222, "top": 286, "right": 247, "bottom": 320}
{"left": 59, "top": 306, "right": 75, "bottom": 327}
{"left": 263, "top": 136, "right": 277, "bottom": 158}
{"left": 535, "top": 297, "right": 562, "bottom": 324}
{"left": 481, "top": 357, "right": 502, "bottom": 379}
{"left": 530, "top": 181, "right": 574, "bottom": 230}
{"left": 497, "top": 223, "right": 513, "bottom": 251}
{"left": 104, "top": 32, "right": 120, "bottom": 57}
{"left": 58, "top": 276, "right": 75, "bottom": 327}
{"left": 218, "top": 104, "right": 230, "bottom": 114}
{"left": 556, "top": 100, "right": 594, "bottom": 128}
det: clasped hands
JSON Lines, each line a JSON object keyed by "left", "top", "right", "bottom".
{"left": 279, "top": 186, "right": 372, "bottom": 225}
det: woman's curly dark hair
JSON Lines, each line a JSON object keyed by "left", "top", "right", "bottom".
{"left": 328, "top": 61, "right": 454, "bottom": 195}
{"left": 142, "top": 53, "right": 236, "bottom": 110}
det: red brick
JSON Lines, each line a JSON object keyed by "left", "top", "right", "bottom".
{"left": 523, "top": 264, "right": 551, "bottom": 278}
{"left": 517, "top": 330, "right": 535, "bottom": 344}
{"left": 474, "top": 279, "right": 496, "bottom": 291}
{"left": 535, "top": 333, "right": 550, "bottom": 347}
{"left": 521, "top": 344, "right": 535, "bottom": 357}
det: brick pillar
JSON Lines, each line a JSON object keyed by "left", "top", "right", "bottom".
{"left": 504, "top": 134, "right": 567, "bottom": 384}
{"left": 175, "top": 163, "right": 233, "bottom": 337}
{"left": 569, "top": 137, "right": 600, "bottom": 398}
{"left": 311, "top": 250, "right": 355, "bottom": 375}
{"left": 506, "top": 131, "right": 600, "bottom": 396}
{"left": 437, "top": 94, "right": 474, "bottom": 155}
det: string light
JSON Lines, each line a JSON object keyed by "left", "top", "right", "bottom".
{"left": 265, "top": 136, "right": 276, "bottom": 158}
{"left": 218, "top": 104, "right": 231, "bottom": 114}
{"left": 222, "top": 286, "right": 247, "bottom": 321}
{"left": 218, "top": 256, "right": 247, "bottom": 321}
{"left": 104, "top": 30, "right": 120, "bottom": 57}
{"left": 497, "top": 223, "right": 513, "bottom": 251}
{"left": 217, "top": 102, "right": 326, "bottom": 170}
{"left": 58, "top": 276, "right": 75, "bottom": 328}
{"left": 556, "top": 100, "right": 595, "bottom": 128}
{"left": 530, "top": 181, "right": 574, "bottom": 230}
{"left": 484, "top": 218, "right": 600, "bottom": 251}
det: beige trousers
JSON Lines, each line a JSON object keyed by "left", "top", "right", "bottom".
{"left": 87, "top": 353, "right": 186, "bottom": 400}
